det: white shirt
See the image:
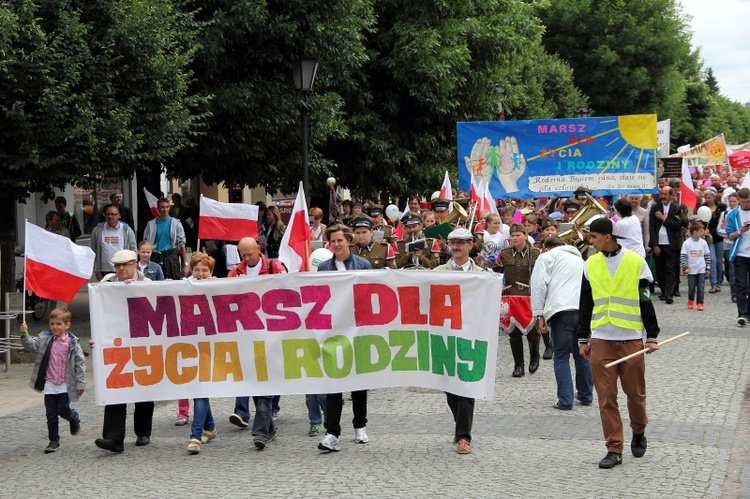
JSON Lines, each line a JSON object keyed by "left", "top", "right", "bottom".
{"left": 100, "top": 223, "right": 125, "bottom": 272}
{"left": 658, "top": 202, "right": 671, "bottom": 245}
{"left": 737, "top": 209, "right": 750, "bottom": 257}
{"left": 681, "top": 237, "right": 710, "bottom": 274}
{"left": 615, "top": 216, "right": 646, "bottom": 257}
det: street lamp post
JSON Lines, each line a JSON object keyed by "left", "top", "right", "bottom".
{"left": 575, "top": 106, "right": 590, "bottom": 118}
{"left": 292, "top": 55, "right": 321, "bottom": 202}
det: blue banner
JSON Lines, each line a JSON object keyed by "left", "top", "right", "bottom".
{"left": 457, "top": 115, "right": 658, "bottom": 199}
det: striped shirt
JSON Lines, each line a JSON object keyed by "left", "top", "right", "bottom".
{"left": 46, "top": 333, "right": 69, "bottom": 385}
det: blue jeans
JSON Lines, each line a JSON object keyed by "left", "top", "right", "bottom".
{"left": 734, "top": 255, "right": 750, "bottom": 317}
{"left": 548, "top": 310, "right": 593, "bottom": 408}
{"left": 687, "top": 273, "right": 705, "bottom": 303}
{"left": 233, "top": 396, "right": 251, "bottom": 422}
{"left": 190, "top": 398, "right": 215, "bottom": 441}
{"left": 306, "top": 394, "right": 327, "bottom": 425}
{"left": 709, "top": 240, "right": 724, "bottom": 287}
{"left": 725, "top": 248, "right": 737, "bottom": 298}
{"left": 252, "top": 396, "right": 276, "bottom": 438}
{"left": 45, "top": 393, "right": 78, "bottom": 442}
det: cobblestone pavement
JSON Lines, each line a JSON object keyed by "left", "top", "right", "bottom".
{"left": 1, "top": 282, "right": 749, "bottom": 498}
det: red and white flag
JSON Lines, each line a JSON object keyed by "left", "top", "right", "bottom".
{"left": 470, "top": 178, "right": 484, "bottom": 219}
{"left": 439, "top": 171, "right": 454, "bottom": 213}
{"left": 278, "top": 182, "right": 311, "bottom": 272}
{"left": 25, "top": 221, "right": 94, "bottom": 303}
{"left": 680, "top": 157, "right": 697, "bottom": 211}
{"left": 143, "top": 188, "right": 160, "bottom": 218}
{"left": 199, "top": 196, "right": 259, "bottom": 241}
{"left": 484, "top": 183, "right": 499, "bottom": 215}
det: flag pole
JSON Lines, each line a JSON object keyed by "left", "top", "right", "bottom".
{"left": 22, "top": 220, "right": 28, "bottom": 324}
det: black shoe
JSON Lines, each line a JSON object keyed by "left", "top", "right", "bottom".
{"left": 673, "top": 291, "right": 681, "bottom": 297}
{"left": 631, "top": 432, "right": 647, "bottom": 458}
{"left": 658, "top": 295, "right": 666, "bottom": 301}
{"left": 529, "top": 358, "right": 539, "bottom": 374}
{"left": 665, "top": 298, "right": 673, "bottom": 304}
{"left": 70, "top": 419, "right": 80, "bottom": 436}
{"left": 598, "top": 451, "right": 622, "bottom": 469}
{"left": 135, "top": 436, "right": 150, "bottom": 446}
{"left": 95, "top": 438, "right": 124, "bottom": 453}
{"left": 553, "top": 402, "right": 572, "bottom": 411}
{"left": 512, "top": 365, "right": 524, "bottom": 377}
{"left": 542, "top": 345, "right": 552, "bottom": 360}
{"left": 44, "top": 441, "right": 60, "bottom": 454}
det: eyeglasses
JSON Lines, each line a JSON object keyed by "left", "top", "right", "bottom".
{"left": 105, "top": 212, "right": 119, "bottom": 217}
{"left": 114, "top": 262, "right": 136, "bottom": 268}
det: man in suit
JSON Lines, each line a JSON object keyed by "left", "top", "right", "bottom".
{"left": 649, "top": 186, "right": 687, "bottom": 304}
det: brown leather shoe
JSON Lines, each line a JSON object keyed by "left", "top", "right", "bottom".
{"left": 456, "top": 439, "right": 472, "bottom": 454}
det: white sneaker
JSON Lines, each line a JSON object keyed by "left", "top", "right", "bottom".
{"left": 354, "top": 427, "right": 369, "bottom": 444}
{"left": 739, "top": 317, "right": 748, "bottom": 326}
{"left": 318, "top": 433, "right": 340, "bottom": 452}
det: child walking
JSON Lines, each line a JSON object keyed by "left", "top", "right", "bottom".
{"left": 680, "top": 223, "right": 711, "bottom": 311}
{"left": 20, "top": 308, "right": 86, "bottom": 453}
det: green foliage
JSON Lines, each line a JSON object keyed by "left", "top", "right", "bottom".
{"left": 169, "top": 0, "right": 374, "bottom": 195}
{"left": 538, "top": 0, "right": 693, "bottom": 116}
{"left": 323, "top": 0, "right": 546, "bottom": 198}
{"left": 0, "top": 0, "right": 205, "bottom": 201}
{"left": 704, "top": 67, "right": 720, "bottom": 95}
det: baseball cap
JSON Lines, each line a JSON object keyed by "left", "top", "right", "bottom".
{"left": 588, "top": 218, "right": 623, "bottom": 239}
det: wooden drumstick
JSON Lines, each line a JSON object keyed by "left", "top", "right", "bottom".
{"left": 604, "top": 332, "right": 690, "bottom": 368}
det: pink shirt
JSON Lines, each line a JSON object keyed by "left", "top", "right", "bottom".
{"left": 46, "top": 333, "right": 69, "bottom": 385}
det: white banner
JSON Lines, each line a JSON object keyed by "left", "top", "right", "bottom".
{"left": 89, "top": 270, "right": 503, "bottom": 405}
{"left": 657, "top": 119, "right": 670, "bottom": 157}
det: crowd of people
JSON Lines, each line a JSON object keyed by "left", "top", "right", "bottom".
{"left": 22, "top": 167, "right": 748, "bottom": 466}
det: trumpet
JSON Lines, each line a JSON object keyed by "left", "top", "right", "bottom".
{"left": 559, "top": 193, "right": 608, "bottom": 257}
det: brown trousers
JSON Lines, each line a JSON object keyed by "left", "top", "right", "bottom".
{"left": 590, "top": 338, "right": 649, "bottom": 453}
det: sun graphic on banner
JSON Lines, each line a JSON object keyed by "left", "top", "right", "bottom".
{"left": 593, "top": 114, "right": 658, "bottom": 173}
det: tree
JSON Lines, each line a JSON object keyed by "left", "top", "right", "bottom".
{"left": 538, "top": 0, "right": 693, "bottom": 117}
{"left": 322, "top": 0, "right": 546, "bottom": 198}
{"left": 0, "top": 0, "right": 206, "bottom": 297}
{"left": 169, "top": 0, "right": 375, "bottom": 196}
{"left": 704, "top": 67, "right": 720, "bottom": 95}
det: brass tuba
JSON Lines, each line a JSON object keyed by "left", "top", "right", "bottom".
{"left": 442, "top": 201, "right": 469, "bottom": 226}
{"left": 559, "top": 193, "right": 608, "bottom": 258}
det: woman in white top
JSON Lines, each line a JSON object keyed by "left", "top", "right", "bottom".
{"left": 309, "top": 207, "right": 326, "bottom": 241}
{"left": 613, "top": 198, "right": 646, "bottom": 258}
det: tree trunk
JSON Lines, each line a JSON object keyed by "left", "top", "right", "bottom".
{"left": 0, "top": 197, "right": 18, "bottom": 309}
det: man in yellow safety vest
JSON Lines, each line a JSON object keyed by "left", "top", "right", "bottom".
{"left": 577, "top": 218, "right": 660, "bottom": 469}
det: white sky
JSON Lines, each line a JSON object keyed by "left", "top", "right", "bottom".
{"left": 680, "top": 0, "right": 750, "bottom": 104}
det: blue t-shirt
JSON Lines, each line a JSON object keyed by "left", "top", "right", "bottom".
{"left": 155, "top": 218, "right": 172, "bottom": 252}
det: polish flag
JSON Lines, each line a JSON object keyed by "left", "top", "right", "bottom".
{"left": 470, "top": 178, "right": 485, "bottom": 219}
{"left": 680, "top": 157, "right": 697, "bottom": 210}
{"left": 439, "top": 171, "right": 454, "bottom": 213}
{"left": 484, "top": 183, "right": 499, "bottom": 215}
{"left": 25, "top": 221, "right": 94, "bottom": 303}
{"left": 278, "top": 182, "right": 310, "bottom": 272}
{"left": 143, "top": 188, "right": 160, "bottom": 218}
{"left": 199, "top": 196, "right": 259, "bottom": 241}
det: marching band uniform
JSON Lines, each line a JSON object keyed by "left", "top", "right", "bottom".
{"left": 500, "top": 223, "right": 541, "bottom": 377}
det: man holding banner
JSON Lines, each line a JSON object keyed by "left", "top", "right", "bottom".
{"left": 226, "top": 236, "right": 287, "bottom": 446}
{"left": 317, "top": 224, "right": 373, "bottom": 452}
{"left": 94, "top": 250, "right": 155, "bottom": 453}
{"left": 434, "top": 227, "right": 482, "bottom": 455}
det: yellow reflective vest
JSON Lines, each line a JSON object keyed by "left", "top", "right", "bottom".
{"left": 587, "top": 250, "right": 644, "bottom": 331}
